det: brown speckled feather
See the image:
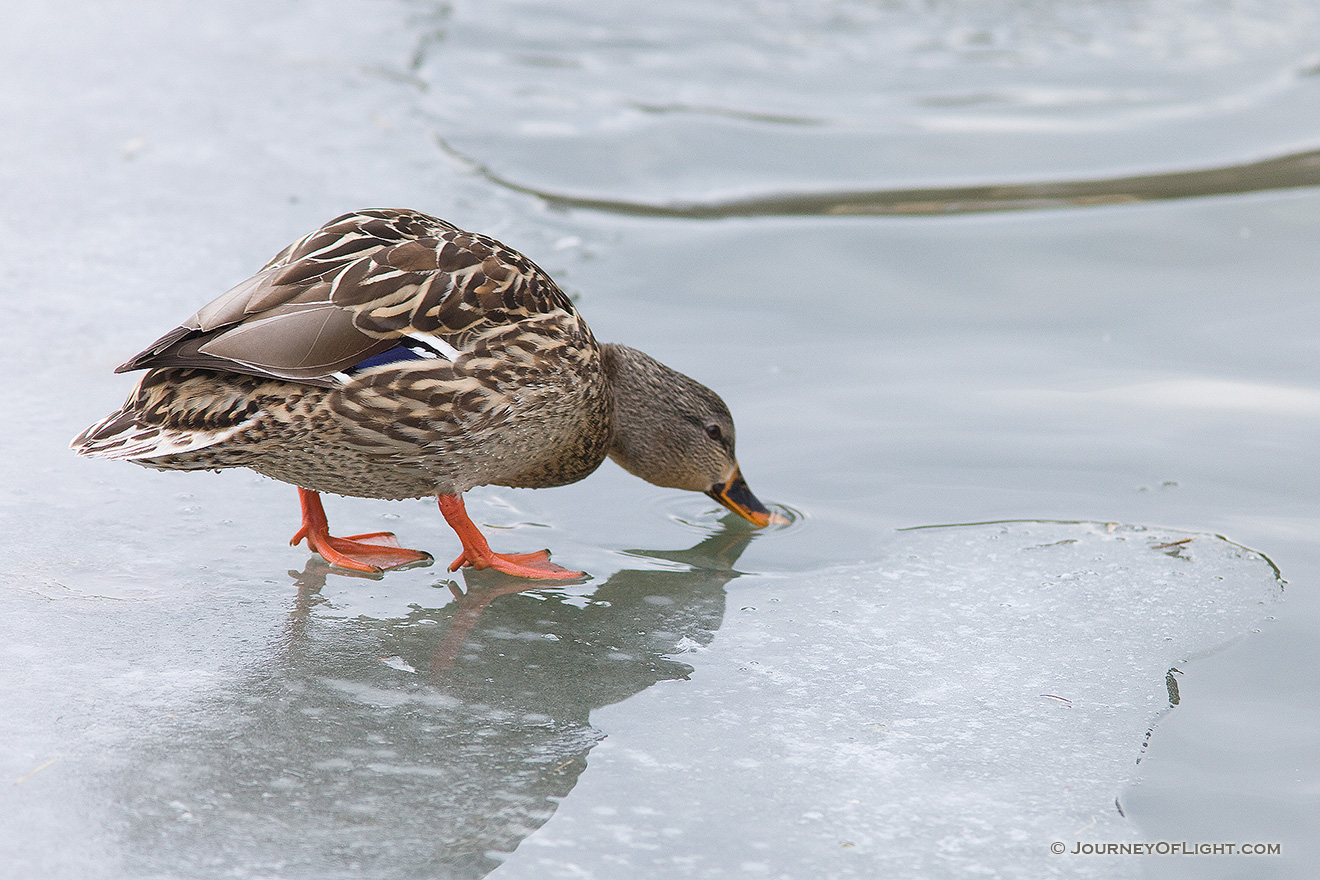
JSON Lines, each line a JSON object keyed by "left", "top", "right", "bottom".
{"left": 116, "top": 209, "right": 582, "bottom": 384}
{"left": 75, "top": 209, "right": 612, "bottom": 499}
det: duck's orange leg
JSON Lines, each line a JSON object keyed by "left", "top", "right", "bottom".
{"left": 438, "top": 494, "right": 582, "bottom": 579}
{"left": 290, "top": 488, "right": 433, "bottom": 573}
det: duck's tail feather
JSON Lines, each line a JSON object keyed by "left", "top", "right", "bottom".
{"left": 71, "top": 373, "right": 258, "bottom": 466}
{"left": 71, "top": 411, "right": 246, "bottom": 464}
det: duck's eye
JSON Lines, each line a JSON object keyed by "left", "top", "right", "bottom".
{"left": 704, "top": 424, "right": 723, "bottom": 442}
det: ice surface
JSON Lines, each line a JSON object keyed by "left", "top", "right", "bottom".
{"left": 1, "top": 534, "right": 743, "bottom": 880}
{"left": 495, "top": 522, "right": 1280, "bottom": 879}
{"left": 0, "top": 522, "right": 1277, "bottom": 879}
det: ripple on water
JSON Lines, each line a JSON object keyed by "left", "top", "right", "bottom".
{"left": 650, "top": 492, "right": 805, "bottom": 535}
{"left": 415, "top": 0, "right": 1320, "bottom": 210}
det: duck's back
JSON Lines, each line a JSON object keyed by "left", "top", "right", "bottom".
{"left": 74, "top": 209, "right": 613, "bottom": 499}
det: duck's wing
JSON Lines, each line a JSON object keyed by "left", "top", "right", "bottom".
{"left": 116, "top": 209, "right": 580, "bottom": 387}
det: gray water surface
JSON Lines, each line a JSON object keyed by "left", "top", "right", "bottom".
{"left": 3, "top": 0, "right": 1319, "bottom": 877}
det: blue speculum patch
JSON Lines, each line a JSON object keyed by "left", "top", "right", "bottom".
{"left": 351, "top": 345, "right": 427, "bottom": 371}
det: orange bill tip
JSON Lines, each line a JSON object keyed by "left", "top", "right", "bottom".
{"left": 706, "top": 467, "right": 780, "bottom": 528}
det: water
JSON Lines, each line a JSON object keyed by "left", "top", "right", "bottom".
{"left": 2, "top": 0, "right": 1318, "bottom": 876}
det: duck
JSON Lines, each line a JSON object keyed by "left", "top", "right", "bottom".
{"left": 71, "top": 208, "right": 780, "bottom": 578}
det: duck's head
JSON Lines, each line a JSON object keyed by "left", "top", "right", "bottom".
{"left": 601, "top": 343, "right": 782, "bottom": 527}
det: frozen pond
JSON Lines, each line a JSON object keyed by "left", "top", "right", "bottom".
{"left": 0, "top": 522, "right": 1283, "bottom": 878}
{"left": 4, "top": 0, "right": 1320, "bottom": 877}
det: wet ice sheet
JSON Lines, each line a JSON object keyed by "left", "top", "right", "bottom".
{"left": 496, "top": 522, "right": 1280, "bottom": 880}
{"left": 0, "top": 531, "right": 745, "bottom": 879}
{"left": 0, "top": 522, "right": 1278, "bottom": 878}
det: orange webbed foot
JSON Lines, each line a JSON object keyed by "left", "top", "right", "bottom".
{"left": 446, "top": 547, "right": 581, "bottom": 579}
{"left": 307, "top": 533, "right": 433, "bottom": 573}
{"left": 291, "top": 489, "right": 432, "bottom": 573}
{"left": 438, "top": 494, "right": 584, "bottom": 580}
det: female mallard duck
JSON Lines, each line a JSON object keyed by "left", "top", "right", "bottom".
{"left": 72, "top": 208, "right": 779, "bottom": 578}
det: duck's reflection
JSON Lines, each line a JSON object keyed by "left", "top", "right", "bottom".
{"left": 118, "top": 524, "right": 755, "bottom": 879}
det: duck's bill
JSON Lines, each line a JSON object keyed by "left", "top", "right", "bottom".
{"left": 707, "top": 468, "right": 788, "bottom": 527}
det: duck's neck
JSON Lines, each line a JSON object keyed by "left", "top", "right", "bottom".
{"left": 600, "top": 343, "right": 662, "bottom": 470}
{"left": 599, "top": 342, "right": 724, "bottom": 492}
